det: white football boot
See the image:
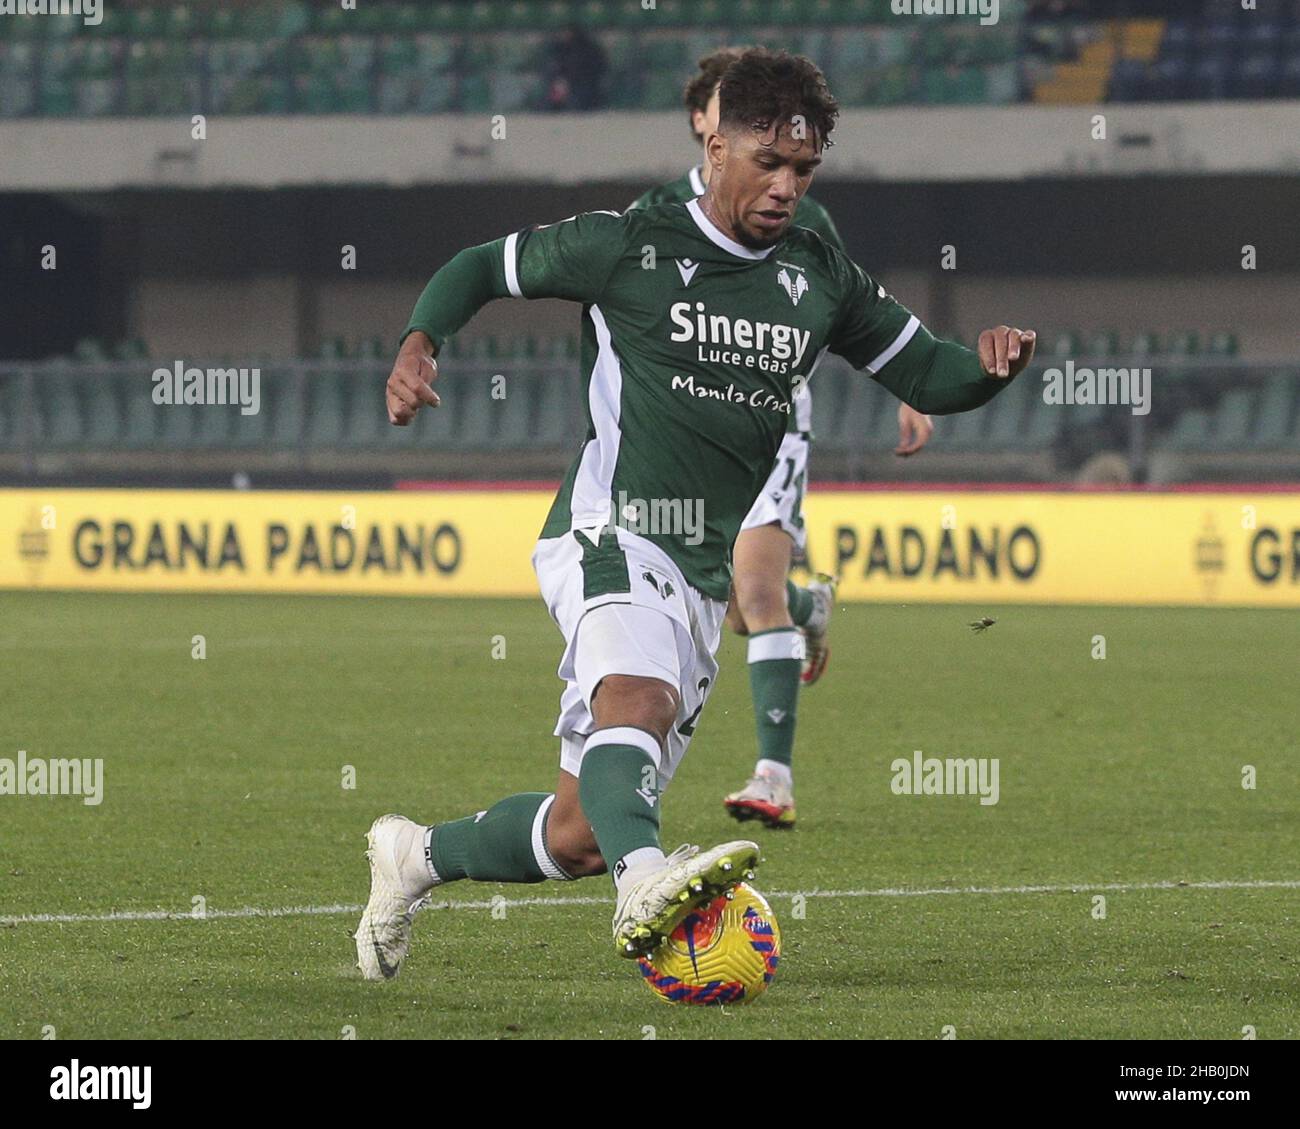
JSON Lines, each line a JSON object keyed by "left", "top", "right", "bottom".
{"left": 354, "top": 813, "right": 437, "bottom": 981}
{"left": 611, "top": 840, "right": 760, "bottom": 958}
{"left": 800, "top": 573, "right": 837, "bottom": 685}
{"left": 724, "top": 770, "right": 796, "bottom": 829}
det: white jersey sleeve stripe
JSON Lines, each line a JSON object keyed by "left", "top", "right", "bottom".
{"left": 504, "top": 231, "right": 523, "bottom": 298}
{"left": 864, "top": 315, "right": 920, "bottom": 374}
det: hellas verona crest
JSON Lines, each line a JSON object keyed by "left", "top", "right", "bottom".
{"left": 776, "top": 263, "right": 810, "bottom": 306}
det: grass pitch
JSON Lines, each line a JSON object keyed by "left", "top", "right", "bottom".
{"left": 1, "top": 591, "right": 1296, "bottom": 1039}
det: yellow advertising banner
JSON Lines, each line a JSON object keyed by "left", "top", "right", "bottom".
{"left": 799, "top": 490, "right": 1300, "bottom": 607}
{"left": 3, "top": 488, "right": 1299, "bottom": 606}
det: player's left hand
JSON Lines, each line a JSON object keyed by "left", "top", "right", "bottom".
{"left": 895, "top": 402, "right": 934, "bottom": 457}
{"left": 977, "top": 326, "right": 1036, "bottom": 379}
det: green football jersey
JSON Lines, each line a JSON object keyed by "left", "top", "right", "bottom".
{"left": 477, "top": 201, "right": 978, "bottom": 599}
{"left": 628, "top": 165, "right": 845, "bottom": 435}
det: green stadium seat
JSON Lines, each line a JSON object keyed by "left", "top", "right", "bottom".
{"left": 0, "top": 376, "right": 16, "bottom": 450}
{"left": 535, "top": 369, "right": 582, "bottom": 442}
{"left": 1022, "top": 397, "right": 1064, "bottom": 449}
{"left": 985, "top": 62, "right": 1019, "bottom": 104}
{"left": 1048, "top": 330, "right": 1081, "bottom": 357}
{"left": 41, "top": 372, "right": 84, "bottom": 448}
{"left": 641, "top": 70, "right": 685, "bottom": 111}
{"left": 1129, "top": 331, "right": 1160, "bottom": 358}
{"left": 1164, "top": 407, "right": 1210, "bottom": 450}
{"left": 984, "top": 374, "right": 1035, "bottom": 447}
{"left": 490, "top": 72, "right": 537, "bottom": 111}
{"left": 809, "top": 369, "right": 851, "bottom": 449}
{"left": 531, "top": 1, "right": 578, "bottom": 32}
{"left": 158, "top": 395, "right": 197, "bottom": 448}
{"left": 689, "top": 0, "right": 731, "bottom": 27}
{"left": 1085, "top": 330, "right": 1119, "bottom": 357}
{"left": 840, "top": 379, "right": 881, "bottom": 451}
{"left": 1251, "top": 373, "right": 1294, "bottom": 448}
{"left": 306, "top": 373, "right": 346, "bottom": 446}
{"left": 1210, "top": 388, "right": 1254, "bottom": 449}
{"left": 416, "top": 36, "right": 457, "bottom": 72}
{"left": 85, "top": 379, "right": 123, "bottom": 447}
{"left": 122, "top": 383, "right": 158, "bottom": 448}
{"left": 880, "top": 67, "right": 917, "bottom": 106}
{"left": 193, "top": 402, "right": 233, "bottom": 448}
{"left": 771, "top": 0, "right": 812, "bottom": 26}
{"left": 573, "top": 0, "right": 616, "bottom": 30}
{"left": 1207, "top": 331, "right": 1239, "bottom": 357}
{"left": 73, "top": 338, "right": 109, "bottom": 363}
{"left": 459, "top": 73, "right": 492, "bottom": 113}
{"left": 938, "top": 397, "right": 989, "bottom": 449}
{"left": 342, "top": 376, "right": 386, "bottom": 448}
{"left": 227, "top": 375, "right": 274, "bottom": 448}
{"left": 1165, "top": 331, "right": 1201, "bottom": 357}
{"left": 270, "top": 378, "right": 304, "bottom": 447}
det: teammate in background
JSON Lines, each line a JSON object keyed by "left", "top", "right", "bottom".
{"left": 358, "top": 48, "right": 1033, "bottom": 981}
{"left": 627, "top": 49, "right": 936, "bottom": 829}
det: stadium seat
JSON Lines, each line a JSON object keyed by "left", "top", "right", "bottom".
{"left": 84, "top": 378, "right": 124, "bottom": 448}
{"left": 809, "top": 368, "right": 852, "bottom": 450}
{"left": 1207, "top": 331, "right": 1239, "bottom": 357}
{"left": 1251, "top": 373, "right": 1295, "bottom": 448}
{"left": 534, "top": 371, "right": 582, "bottom": 447}
{"left": 1162, "top": 407, "right": 1211, "bottom": 450}
{"left": 1210, "top": 388, "right": 1255, "bottom": 449}
{"left": 984, "top": 373, "right": 1035, "bottom": 448}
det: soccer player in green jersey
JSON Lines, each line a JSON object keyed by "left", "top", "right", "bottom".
{"left": 628, "top": 48, "right": 937, "bottom": 830}
{"left": 356, "top": 48, "right": 1034, "bottom": 981}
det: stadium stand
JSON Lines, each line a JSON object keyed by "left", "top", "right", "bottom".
{"left": 5, "top": 0, "right": 1300, "bottom": 118}
{"left": 2, "top": 332, "right": 1295, "bottom": 485}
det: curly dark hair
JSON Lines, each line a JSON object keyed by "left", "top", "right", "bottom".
{"left": 683, "top": 47, "right": 745, "bottom": 140}
{"left": 717, "top": 47, "right": 838, "bottom": 150}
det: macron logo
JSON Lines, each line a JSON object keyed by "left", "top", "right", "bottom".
{"left": 675, "top": 258, "right": 699, "bottom": 287}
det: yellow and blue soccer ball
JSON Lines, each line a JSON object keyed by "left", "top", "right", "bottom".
{"left": 637, "top": 882, "right": 781, "bottom": 1005}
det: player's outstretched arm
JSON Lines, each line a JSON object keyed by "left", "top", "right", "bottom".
{"left": 388, "top": 211, "right": 626, "bottom": 426}
{"left": 386, "top": 330, "right": 440, "bottom": 426}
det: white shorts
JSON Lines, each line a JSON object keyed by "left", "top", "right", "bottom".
{"left": 531, "top": 527, "right": 726, "bottom": 788}
{"left": 740, "top": 430, "right": 809, "bottom": 550}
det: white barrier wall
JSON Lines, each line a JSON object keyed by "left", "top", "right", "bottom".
{"left": 4, "top": 103, "right": 1300, "bottom": 191}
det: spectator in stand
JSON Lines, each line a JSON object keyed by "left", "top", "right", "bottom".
{"left": 544, "top": 26, "right": 609, "bottom": 111}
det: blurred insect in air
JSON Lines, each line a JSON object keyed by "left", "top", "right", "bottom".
{"left": 969, "top": 616, "right": 997, "bottom": 633}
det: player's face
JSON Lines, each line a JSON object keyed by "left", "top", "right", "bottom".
{"left": 709, "top": 122, "right": 822, "bottom": 250}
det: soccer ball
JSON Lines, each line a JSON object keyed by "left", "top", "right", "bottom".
{"left": 637, "top": 882, "right": 781, "bottom": 1005}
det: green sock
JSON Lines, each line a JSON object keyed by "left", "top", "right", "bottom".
{"left": 748, "top": 627, "right": 802, "bottom": 769}
{"left": 578, "top": 730, "right": 662, "bottom": 871}
{"left": 785, "top": 580, "right": 816, "bottom": 627}
{"left": 429, "top": 792, "right": 567, "bottom": 884}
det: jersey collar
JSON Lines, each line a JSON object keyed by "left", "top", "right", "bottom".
{"left": 688, "top": 165, "right": 706, "bottom": 196}
{"left": 685, "top": 197, "right": 776, "bottom": 261}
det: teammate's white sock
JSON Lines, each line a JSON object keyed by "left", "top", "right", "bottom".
{"left": 755, "top": 758, "right": 793, "bottom": 788}
{"left": 613, "top": 846, "right": 667, "bottom": 895}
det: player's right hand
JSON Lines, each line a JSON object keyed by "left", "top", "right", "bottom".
{"left": 386, "top": 331, "right": 441, "bottom": 425}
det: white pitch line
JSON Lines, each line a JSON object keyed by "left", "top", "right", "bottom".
{"left": 2, "top": 879, "right": 1297, "bottom": 927}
